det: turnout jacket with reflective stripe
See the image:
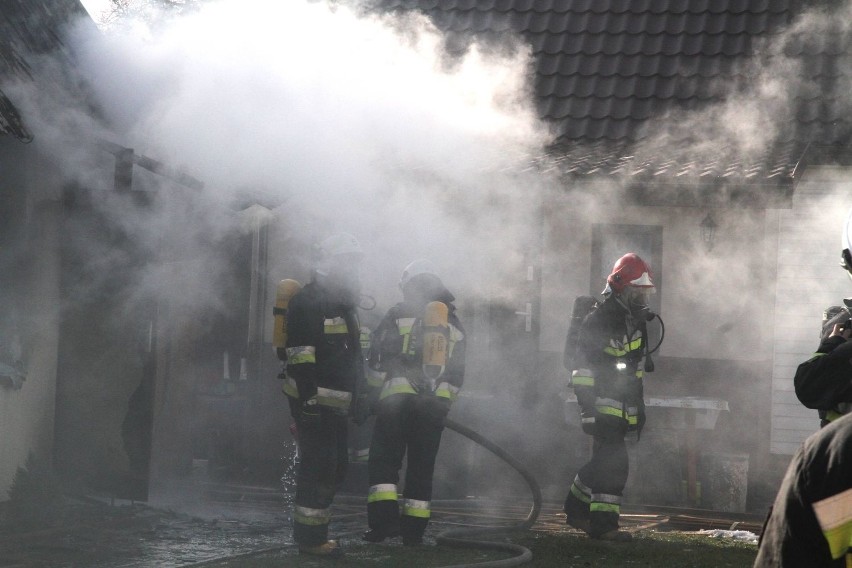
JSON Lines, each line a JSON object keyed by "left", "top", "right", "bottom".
{"left": 794, "top": 334, "right": 852, "bottom": 425}
{"left": 366, "top": 300, "right": 465, "bottom": 402}
{"left": 571, "top": 295, "right": 646, "bottom": 432}
{"left": 284, "top": 281, "right": 364, "bottom": 407}
{"left": 754, "top": 413, "right": 852, "bottom": 567}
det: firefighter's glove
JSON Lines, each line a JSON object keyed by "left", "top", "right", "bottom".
{"left": 419, "top": 395, "right": 451, "bottom": 427}
{"left": 300, "top": 396, "right": 321, "bottom": 426}
{"left": 351, "top": 393, "right": 371, "bottom": 426}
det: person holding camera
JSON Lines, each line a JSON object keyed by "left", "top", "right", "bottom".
{"left": 794, "top": 246, "right": 852, "bottom": 428}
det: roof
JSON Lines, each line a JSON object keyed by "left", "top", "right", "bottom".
{"left": 0, "top": 0, "right": 92, "bottom": 142}
{"left": 376, "top": 0, "right": 851, "bottom": 194}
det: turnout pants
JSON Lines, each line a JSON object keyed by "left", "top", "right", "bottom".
{"left": 367, "top": 395, "right": 445, "bottom": 541}
{"left": 564, "top": 429, "right": 629, "bottom": 537}
{"left": 288, "top": 398, "right": 349, "bottom": 547}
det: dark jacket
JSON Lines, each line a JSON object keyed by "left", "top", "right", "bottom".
{"left": 794, "top": 334, "right": 852, "bottom": 425}
{"left": 571, "top": 295, "right": 647, "bottom": 436}
{"left": 754, "top": 413, "right": 852, "bottom": 567}
{"left": 283, "top": 281, "right": 364, "bottom": 410}
{"left": 366, "top": 289, "right": 465, "bottom": 404}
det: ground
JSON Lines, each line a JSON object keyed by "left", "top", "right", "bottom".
{"left": 0, "top": 480, "right": 763, "bottom": 568}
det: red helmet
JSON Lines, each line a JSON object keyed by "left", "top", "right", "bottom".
{"left": 606, "top": 253, "right": 655, "bottom": 294}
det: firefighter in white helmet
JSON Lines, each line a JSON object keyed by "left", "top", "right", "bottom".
{"left": 282, "top": 232, "right": 366, "bottom": 556}
{"left": 794, "top": 208, "right": 852, "bottom": 427}
{"left": 563, "top": 253, "right": 656, "bottom": 542}
{"left": 361, "top": 259, "right": 466, "bottom": 546}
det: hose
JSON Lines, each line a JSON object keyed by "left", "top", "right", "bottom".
{"left": 435, "top": 418, "right": 542, "bottom": 568}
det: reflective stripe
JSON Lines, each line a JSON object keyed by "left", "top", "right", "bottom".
{"left": 590, "top": 502, "right": 620, "bottom": 513}
{"left": 448, "top": 324, "right": 464, "bottom": 358}
{"left": 294, "top": 505, "right": 331, "bottom": 526}
{"left": 595, "top": 397, "right": 624, "bottom": 418}
{"left": 380, "top": 377, "right": 417, "bottom": 399}
{"left": 581, "top": 416, "right": 596, "bottom": 424}
{"left": 572, "top": 369, "right": 594, "bottom": 387}
{"left": 286, "top": 345, "right": 316, "bottom": 365}
{"left": 349, "top": 448, "right": 369, "bottom": 463}
{"left": 570, "top": 476, "right": 592, "bottom": 504}
{"left": 593, "top": 493, "right": 622, "bottom": 505}
{"left": 316, "top": 387, "right": 352, "bottom": 408}
{"left": 398, "top": 318, "right": 417, "bottom": 355}
{"left": 324, "top": 317, "right": 348, "bottom": 334}
{"left": 574, "top": 476, "right": 593, "bottom": 496}
{"left": 359, "top": 328, "right": 371, "bottom": 350}
{"left": 367, "top": 367, "right": 387, "bottom": 387}
{"left": 402, "top": 498, "right": 431, "bottom": 519}
{"left": 434, "top": 381, "right": 460, "bottom": 401}
{"left": 282, "top": 377, "right": 299, "bottom": 398}
{"left": 813, "top": 488, "right": 852, "bottom": 560}
{"left": 635, "top": 370, "right": 644, "bottom": 379}
{"left": 603, "top": 335, "right": 643, "bottom": 357}
{"left": 826, "top": 409, "right": 845, "bottom": 423}
{"left": 281, "top": 377, "right": 352, "bottom": 408}
{"left": 627, "top": 406, "right": 639, "bottom": 425}
{"left": 368, "top": 484, "right": 398, "bottom": 503}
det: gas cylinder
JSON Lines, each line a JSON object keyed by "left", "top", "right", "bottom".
{"left": 272, "top": 279, "right": 302, "bottom": 361}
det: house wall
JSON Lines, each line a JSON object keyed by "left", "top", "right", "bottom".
{"left": 770, "top": 171, "right": 852, "bottom": 455}
{"left": 539, "top": 185, "right": 780, "bottom": 509}
{"left": 0, "top": 140, "right": 62, "bottom": 499}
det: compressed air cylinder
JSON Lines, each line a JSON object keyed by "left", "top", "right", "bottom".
{"left": 422, "top": 301, "right": 449, "bottom": 380}
{"left": 272, "top": 279, "right": 302, "bottom": 361}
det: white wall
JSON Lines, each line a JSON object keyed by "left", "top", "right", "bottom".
{"left": 770, "top": 171, "right": 852, "bottom": 454}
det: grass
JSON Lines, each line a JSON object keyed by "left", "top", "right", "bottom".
{"left": 198, "top": 529, "right": 758, "bottom": 567}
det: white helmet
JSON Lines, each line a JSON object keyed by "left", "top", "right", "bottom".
{"left": 399, "top": 259, "right": 438, "bottom": 291}
{"left": 843, "top": 207, "right": 852, "bottom": 281}
{"left": 317, "top": 232, "right": 363, "bottom": 260}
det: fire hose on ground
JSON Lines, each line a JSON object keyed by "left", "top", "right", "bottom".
{"left": 436, "top": 418, "right": 543, "bottom": 568}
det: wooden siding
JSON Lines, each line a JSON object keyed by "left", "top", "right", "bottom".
{"left": 770, "top": 180, "right": 852, "bottom": 454}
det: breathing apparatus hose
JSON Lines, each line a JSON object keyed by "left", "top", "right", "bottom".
{"left": 436, "top": 418, "right": 542, "bottom": 568}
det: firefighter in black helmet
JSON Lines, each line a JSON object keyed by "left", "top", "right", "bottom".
{"left": 282, "top": 232, "right": 365, "bottom": 556}
{"left": 361, "top": 259, "right": 466, "bottom": 546}
{"left": 563, "top": 253, "right": 656, "bottom": 542}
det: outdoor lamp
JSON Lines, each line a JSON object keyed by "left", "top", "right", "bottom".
{"left": 700, "top": 213, "right": 717, "bottom": 251}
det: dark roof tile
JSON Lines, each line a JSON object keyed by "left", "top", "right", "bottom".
{"left": 377, "top": 0, "right": 848, "bottom": 182}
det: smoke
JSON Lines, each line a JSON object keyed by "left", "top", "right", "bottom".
{"left": 7, "top": 0, "right": 852, "bottom": 509}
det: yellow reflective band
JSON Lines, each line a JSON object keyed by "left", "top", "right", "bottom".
{"left": 360, "top": 328, "right": 371, "bottom": 350}
{"left": 590, "top": 502, "right": 620, "bottom": 513}
{"left": 635, "top": 370, "right": 644, "bottom": 379}
{"left": 814, "top": 488, "right": 852, "bottom": 560}
{"left": 435, "top": 381, "right": 459, "bottom": 401}
{"left": 367, "top": 367, "right": 387, "bottom": 387}
{"left": 324, "top": 317, "right": 348, "bottom": 334}
{"left": 826, "top": 410, "right": 845, "bottom": 423}
{"left": 595, "top": 397, "right": 624, "bottom": 418}
{"left": 282, "top": 378, "right": 298, "bottom": 398}
{"left": 316, "top": 387, "right": 352, "bottom": 409}
{"left": 571, "top": 484, "right": 591, "bottom": 504}
{"left": 572, "top": 376, "right": 595, "bottom": 387}
{"left": 286, "top": 346, "right": 316, "bottom": 365}
{"left": 368, "top": 484, "right": 398, "bottom": 503}
{"left": 402, "top": 499, "right": 431, "bottom": 519}
{"left": 294, "top": 506, "right": 330, "bottom": 526}
{"left": 380, "top": 377, "right": 417, "bottom": 399}
{"left": 603, "top": 346, "right": 627, "bottom": 356}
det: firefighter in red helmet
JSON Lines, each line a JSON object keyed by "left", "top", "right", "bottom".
{"left": 563, "top": 253, "right": 656, "bottom": 541}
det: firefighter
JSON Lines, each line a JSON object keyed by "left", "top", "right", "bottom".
{"left": 361, "top": 259, "right": 466, "bottom": 546}
{"left": 282, "top": 232, "right": 365, "bottom": 556}
{"left": 563, "top": 253, "right": 655, "bottom": 542}
{"left": 753, "top": 412, "right": 852, "bottom": 567}
{"left": 794, "top": 215, "right": 852, "bottom": 427}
